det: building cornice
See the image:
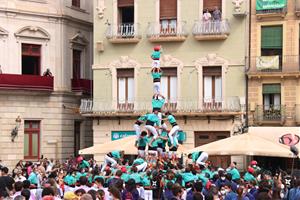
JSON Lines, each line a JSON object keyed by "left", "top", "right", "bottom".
{"left": 0, "top": 8, "right": 93, "bottom": 28}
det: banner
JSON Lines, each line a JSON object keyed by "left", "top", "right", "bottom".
{"left": 256, "top": 56, "right": 280, "bottom": 70}
{"left": 111, "top": 131, "right": 136, "bottom": 141}
{"left": 256, "top": 0, "right": 287, "bottom": 11}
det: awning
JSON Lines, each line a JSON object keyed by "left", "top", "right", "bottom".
{"left": 185, "top": 133, "right": 294, "bottom": 158}
{"left": 79, "top": 135, "right": 186, "bottom": 155}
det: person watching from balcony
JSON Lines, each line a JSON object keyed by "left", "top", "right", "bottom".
{"left": 151, "top": 45, "right": 162, "bottom": 68}
{"left": 203, "top": 9, "right": 212, "bottom": 33}
{"left": 144, "top": 111, "right": 160, "bottom": 147}
{"left": 43, "top": 68, "right": 53, "bottom": 77}
{"left": 151, "top": 67, "right": 163, "bottom": 95}
{"left": 101, "top": 151, "right": 124, "bottom": 173}
{"left": 133, "top": 114, "right": 148, "bottom": 142}
{"left": 212, "top": 6, "right": 222, "bottom": 21}
{"left": 164, "top": 112, "right": 180, "bottom": 149}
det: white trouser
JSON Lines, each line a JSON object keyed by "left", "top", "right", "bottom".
{"left": 153, "top": 82, "right": 160, "bottom": 94}
{"left": 168, "top": 151, "right": 176, "bottom": 159}
{"left": 157, "top": 147, "right": 164, "bottom": 155}
{"left": 134, "top": 124, "right": 141, "bottom": 139}
{"left": 152, "top": 60, "right": 160, "bottom": 68}
{"left": 145, "top": 125, "right": 158, "bottom": 139}
{"left": 136, "top": 162, "right": 147, "bottom": 172}
{"left": 168, "top": 125, "right": 180, "bottom": 145}
{"left": 144, "top": 190, "right": 153, "bottom": 200}
{"left": 138, "top": 150, "right": 146, "bottom": 158}
{"left": 196, "top": 152, "right": 208, "bottom": 166}
{"left": 101, "top": 155, "right": 117, "bottom": 172}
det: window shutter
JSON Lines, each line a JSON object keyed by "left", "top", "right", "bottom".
{"left": 203, "top": 66, "right": 222, "bottom": 76}
{"left": 261, "top": 26, "right": 283, "bottom": 49}
{"left": 117, "top": 68, "right": 134, "bottom": 78}
{"left": 161, "top": 67, "right": 177, "bottom": 76}
{"left": 160, "top": 0, "right": 177, "bottom": 19}
{"left": 118, "top": 0, "right": 134, "bottom": 7}
{"left": 263, "top": 84, "right": 281, "bottom": 94}
{"left": 203, "top": 0, "right": 222, "bottom": 11}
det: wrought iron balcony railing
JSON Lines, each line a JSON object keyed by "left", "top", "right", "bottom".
{"left": 192, "top": 19, "right": 230, "bottom": 37}
{"left": 105, "top": 23, "right": 141, "bottom": 41}
{"left": 254, "top": 105, "right": 286, "bottom": 123}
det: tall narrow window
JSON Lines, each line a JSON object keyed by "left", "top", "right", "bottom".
{"left": 203, "top": 66, "right": 222, "bottom": 110}
{"left": 118, "top": 0, "right": 134, "bottom": 37}
{"left": 22, "top": 44, "right": 41, "bottom": 75}
{"left": 72, "top": 0, "right": 80, "bottom": 8}
{"left": 73, "top": 49, "right": 81, "bottom": 79}
{"left": 203, "top": 0, "right": 222, "bottom": 13}
{"left": 262, "top": 84, "right": 281, "bottom": 120}
{"left": 74, "top": 121, "right": 81, "bottom": 157}
{"left": 160, "top": 0, "right": 177, "bottom": 35}
{"left": 117, "top": 69, "right": 134, "bottom": 111}
{"left": 161, "top": 68, "right": 177, "bottom": 110}
{"left": 260, "top": 26, "right": 283, "bottom": 70}
{"left": 24, "top": 121, "right": 40, "bottom": 159}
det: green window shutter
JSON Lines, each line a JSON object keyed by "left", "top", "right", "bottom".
{"left": 263, "top": 84, "right": 281, "bottom": 94}
{"left": 261, "top": 26, "right": 283, "bottom": 49}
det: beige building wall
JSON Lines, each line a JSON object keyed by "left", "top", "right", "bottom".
{"left": 0, "top": 0, "right": 94, "bottom": 169}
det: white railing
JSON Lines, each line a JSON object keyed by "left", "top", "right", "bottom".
{"left": 105, "top": 23, "right": 140, "bottom": 39}
{"left": 146, "top": 20, "right": 188, "bottom": 38}
{"left": 80, "top": 97, "right": 242, "bottom": 114}
{"left": 192, "top": 19, "right": 230, "bottom": 36}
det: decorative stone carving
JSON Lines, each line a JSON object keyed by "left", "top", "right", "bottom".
{"left": 96, "top": 0, "right": 106, "bottom": 19}
{"left": 195, "top": 53, "right": 229, "bottom": 73}
{"left": 232, "top": 0, "right": 244, "bottom": 12}
{"left": 0, "top": 27, "right": 8, "bottom": 37}
{"left": 161, "top": 54, "right": 184, "bottom": 74}
{"left": 15, "top": 26, "right": 50, "bottom": 41}
{"left": 108, "top": 56, "right": 140, "bottom": 69}
{"left": 70, "top": 31, "right": 89, "bottom": 48}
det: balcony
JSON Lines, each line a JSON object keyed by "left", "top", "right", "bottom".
{"left": 296, "top": 105, "right": 300, "bottom": 125}
{"left": 247, "top": 55, "right": 300, "bottom": 78}
{"left": 192, "top": 20, "right": 230, "bottom": 41}
{"left": 147, "top": 21, "right": 188, "bottom": 42}
{"left": 105, "top": 23, "right": 141, "bottom": 44}
{"left": 256, "top": 7, "right": 287, "bottom": 19}
{"left": 80, "top": 96, "right": 242, "bottom": 117}
{"left": 71, "top": 78, "right": 92, "bottom": 95}
{"left": 254, "top": 105, "right": 286, "bottom": 125}
{"left": 0, "top": 74, "right": 53, "bottom": 91}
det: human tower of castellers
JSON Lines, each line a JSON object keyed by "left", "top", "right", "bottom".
{"left": 102, "top": 45, "right": 209, "bottom": 173}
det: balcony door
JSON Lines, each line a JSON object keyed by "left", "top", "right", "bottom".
{"left": 117, "top": 68, "right": 134, "bottom": 111}
{"left": 118, "top": 0, "right": 134, "bottom": 38}
{"left": 160, "top": 0, "right": 177, "bottom": 36}
{"left": 262, "top": 84, "right": 281, "bottom": 120}
{"left": 24, "top": 121, "right": 40, "bottom": 160}
{"left": 203, "top": 66, "right": 222, "bottom": 110}
{"left": 22, "top": 44, "right": 41, "bottom": 75}
{"left": 73, "top": 49, "right": 81, "bottom": 79}
{"left": 161, "top": 67, "right": 177, "bottom": 111}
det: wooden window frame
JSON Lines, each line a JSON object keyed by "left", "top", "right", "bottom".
{"left": 72, "top": 49, "right": 81, "bottom": 79}
{"left": 22, "top": 43, "right": 41, "bottom": 76}
{"left": 24, "top": 121, "right": 40, "bottom": 160}
{"left": 117, "top": 69, "right": 134, "bottom": 110}
{"left": 203, "top": 0, "right": 222, "bottom": 12}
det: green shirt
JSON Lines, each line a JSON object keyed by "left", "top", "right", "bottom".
{"left": 137, "top": 137, "right": 147, "bottom": 147}
{"left": 148, "top": 136, "right": 159, "bottom": 147}
{"left": 158, "top": 131, "right": 168, "bottom": 148}
{"left": 181, "top": 172, "right": 196, "bottom": 183}
{"left": 133, "top": 158, "right": 145, "bottom": 165}
{"left": 167, "top": 115, "right": 177, "bottom": 124}
{"left": 64, "top": 174, "right": 76, "bottom": 185}
{"left": 197, "top": 173, "right": 208, "bottom": 186}
{"left": 76, "top": 172, "right": 87, "bottom": 181}
{"left": 79, "top": 160, "right": 90, "bottom": 169}
{"left": 146, "top": 113, "right": 160, "bottom": 125}
{"left": 244, "top": 172, "right": 256, "bottom": 182}
{"left": 142, "top": 175, "right": 151, "bottom": 186}
{"left": 168, "top": 137, "right": 178, "bottom": 147}
{"left": 152, "top": 72, "right": 162, "bottom": 79}
{"left": 201, "top": 168, "right": 213, "bottom": 179}
{"left": 138, "top": 115, "right": 147, "bottom": 122}
{"left": 130, "top": 173, "right": 142, "bottom": 183}
{"left": 151, "top": 51, "right": 161, "bottom": 59}
{"left": 227, "top": 168, "right": 241, "bottom": 180}
{"left": 28, "top": 172, "right": 38, "bottom": 185}
{"left": 152, "top": 98, "right": 165, "bottom": 109}
{"left": 121, "top": 173, "right": 130, "bottom": 182}
{"left": 191, "top": 152, "right": 201, "bottom": 162}
{"left": 111, "top": 150, "right": 121, "bottom": 159}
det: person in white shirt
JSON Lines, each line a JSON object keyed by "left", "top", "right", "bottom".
{"left": 14, "top": 170, "right": 26, "bottom": 182}
{"left": 91, "top": 177, "right": 110, "bottom": 200}
{"left": 202, "top": 9, "right": 212, "bottom": 33}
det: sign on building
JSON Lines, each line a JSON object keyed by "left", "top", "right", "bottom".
{"left": 256, "top": 0, "right": 287, "bottom": 10}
